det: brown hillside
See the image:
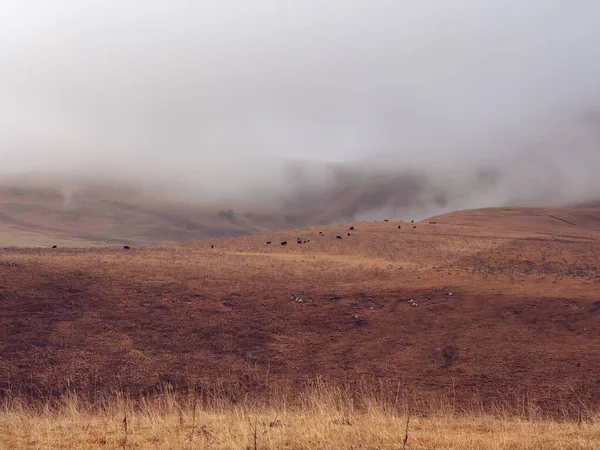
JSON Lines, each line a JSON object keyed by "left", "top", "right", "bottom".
{"left": 0, "top": 180, "right": 289, "bottom": 247}
{"left": 1, "top": 208, "right": 599, "bottom": 416}
{"left": 428, "top": 206, "right": 600, "bottom": 238}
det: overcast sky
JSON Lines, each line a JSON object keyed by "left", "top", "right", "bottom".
{"left": 1, "top": 1, "right": 600, "bottom": 209}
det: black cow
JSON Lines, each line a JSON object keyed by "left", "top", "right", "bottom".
{"left": 281, "top": 241, "right": 287, "bottom": 246}
{"left": 413, "top": 226, "right": 416, "bottom": 229}
{"left": 411, "top": 220, "right": 414, "bottom": 223}
{"left": 265, "top": 241, "right": 272, "bottom": 245}
{"left": 51, "top": 245, "right": 57, "bottom": 249}
{"left": 211, "top": 245, "right": 214, "bottom": 249}
{"left": 398, "top": 225, "right": 401, "bottom": 229}
{"left": 336, "top": 236, "right": 342, "bottom": 239}
{"left": 384, "top": 219, "right": 389, "bottom": 222}
{"left": 124, "top": 245, "right": 130, "bottom": 250}
{"left": 297, "top": 240, "right": 302, "bottom": 244}
{"left": 349, "top": 226, "right": 354, "bottom": 230}
{"left": 347, "top": 233, "right": 351, "bottom": 236}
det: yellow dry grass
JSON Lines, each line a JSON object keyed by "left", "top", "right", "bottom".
{"left": 2, "top": 210, "right": 600, "bottom": 448}
{"left": 0, "top": 390, "right": 597, "bottom": 450}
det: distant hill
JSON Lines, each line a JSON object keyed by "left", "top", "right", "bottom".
{"left": 0, "top": 180, "right": 289, "bottom": 247}
{"left": 1, "top": 173, "right": 599, "bottom": 247}
{"left": 427, "top": 206, "right": 600, "bottom": 238}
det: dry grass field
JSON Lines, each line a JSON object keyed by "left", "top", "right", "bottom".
{"left": 1, "top": 388, "right": 599, "bottom": 449}
{"left": 1, "top": 205, "right": 600, "bottom": 447}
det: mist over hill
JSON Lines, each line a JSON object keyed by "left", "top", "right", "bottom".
{"left": 1, "top": 1, "right": 600, "bottom": 243}
{"left": 1, "top": 114, "right": 599, "bottom": 246}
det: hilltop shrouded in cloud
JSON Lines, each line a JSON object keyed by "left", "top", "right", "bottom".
{"left": 1, "top": 1, "right": 600, "bottom": 221}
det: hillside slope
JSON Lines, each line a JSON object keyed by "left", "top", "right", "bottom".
{"left": 1, "top": 210, "right": 599, "bottom": 415}
{"left": 428, "top": 206, "right": 600, "bottom": 238}
{"left": 0, "top": 181, "right": 290, "bottom": 247}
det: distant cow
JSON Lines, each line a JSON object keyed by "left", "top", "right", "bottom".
{"left": 51, "top": 245, "right": 57, "bottom": 249}
{"left": 123, "top": 245, "right": 130, "bottom": 250}
{"left": 319, "top": 232, "right": 324, "bottom": 235}
{"left": 429, "top": 221, "right": 437, "bottom": 225}
{"left": 413, "top": 226, "right": 416, "bottom": 229}
{"left": 297, "top": 240, "right": 302, "bottom": 244}
{"left": 347, "top": 233, "right": 351, "bottom": 236}
{"left": 336, "top": 236, "right": 342, "bottom": 239}
{"left": 281, "top": 241, "right": 287, "bottom": 246}
{"left": 349, "top": 226, "right": 354, "bottom": 230}
{"left": 265, "top": 241, "right": 272, "bottom": 245}
{"left": 211, "top": 245, "right": 214, "bottom": 249}
{"left": 411, "top": 220, "right": 414, "bottom": 223}
{"left": 397, "top": 226, "right": 401, "bottom": 229}
{"left": 384, "top": 219, "right": 389, "bottom": 222}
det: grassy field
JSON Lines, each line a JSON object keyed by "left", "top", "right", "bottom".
{"left": 1, "top": 387, "right": 598, "bottom": 449}
{"left": 1, "top": 206, "right": 600, "bottom": 447}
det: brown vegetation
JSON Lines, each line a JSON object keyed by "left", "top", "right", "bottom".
{"left": 1, "top": 205, "right": 600, "bottom": 446}
{"left": 1, "top": 207, "right": 599, "bottom": 411}
{"left": 1, "top": 386, "right": 599, "bottom": 449}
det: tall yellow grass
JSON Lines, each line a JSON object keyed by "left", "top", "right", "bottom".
{"left": 0, "top": 384, "right": 597, "bottom": 449}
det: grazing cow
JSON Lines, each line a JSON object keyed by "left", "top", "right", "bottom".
{"left": 347, "top": 233, "right": 351, "bottom": 236}
{"left": 124, "top": 245, "right": 130, "bottom": 250}
{"left": 398, "top": 225, "right": 401, "bottom": 229}
{"left": 336, "top": 235, "right": 342, "bottom": 239}
{"left": 265, "top": 241, "right": 272, "bottom": 245}
{"left": 319, "top": 231, "right": 324, "bottom": 235}
{"left": 297, "top": 240, "right": 302, "bottom": 244}
{"left": 51, "top": 245, "right": 57, "bottom": 249}
{"left": 384, "top": 219, "right": 389, "bottom": 222}
{"left": 429, "top": 221, "right": 437, "bottom": 225}
{"left": 281, "top": 241, "right": 287, "bottom": 246}
{"left": 349, "top": 226, "right": 354, "bottom": 230}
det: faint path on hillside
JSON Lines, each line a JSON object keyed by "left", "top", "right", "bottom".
{"left": 222, "top": 250, "right": 421, "bottom": 270}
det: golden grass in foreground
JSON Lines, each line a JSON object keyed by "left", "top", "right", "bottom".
{"left": 0, "top": 389, "right": 597, "bottom": 450}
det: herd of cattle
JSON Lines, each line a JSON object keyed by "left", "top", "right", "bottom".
{"left": 263, "top": 219, "right": 434, "bottom": 247}
{"left": 48, "top": 220, "right": 437, "bottom": 250}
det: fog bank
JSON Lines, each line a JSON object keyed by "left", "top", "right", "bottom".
{"left": 1, "top": 1, "right": 599, "bottom": 221}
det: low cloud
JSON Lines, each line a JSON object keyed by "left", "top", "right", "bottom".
{"left": 1, "top": 1, "right": 599, "bottom": 223}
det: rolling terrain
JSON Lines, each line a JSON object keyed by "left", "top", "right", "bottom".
{"left": 1, "top": 205, "right": 599, "bottom": 419}
{"left": 0, "top": 180, "right": 291, "bottom": 247}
